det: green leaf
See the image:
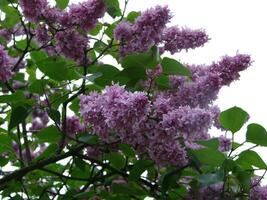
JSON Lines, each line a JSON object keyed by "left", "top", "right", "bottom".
{"left": 89, "top": 23, "right": 103, "bottom": 36}
{"left": 129, "top": 159, "right": 153, "bottom": 181}
{"left": 196, "top": 138, "right": 219, "bottom": 150}
{"left": 105, "top": 152, "right": 125, "bottom": 169}
{"left": 0, "top": 6, "right": 20, "bottom": 28}
{"left": 47, "top": 109, "right": 61, "bottom": 125}
{"left": 116, "top": 66, "right": 146, "bottom": 86}
{"left": 155, "top": 75, "right": 170, "bottom": 89}
{"left": 0, "top": 91, "right": 26, "bottom": 103}
{"left": 9, "top": 105, "right": 30, "bottom": 131}
{"left": 78, "top": 135, "right": 99, "bottom": 145}
{"left": 121, "top": 46, "right": 160, "bottom": 69}
{"left": 35, "top": 125, "right": 62, "bottom": 143}
{"left": 28, "top": 80, "right": 47, "bottom": 94}
{"left": 127, "top": 11, "right": 141, "bottom": 22}
{"left": 191, "top": 148, "right": 226, "bottom": 167}
{"left": 236, "top": 150, "right": 267, "bottom": 169}
{"left": 161, "top": 57, "right": 191, "bottom": 76}
{"left": 36, "top": 57, "right": 68, "bottom": 81}
{"left": 160, "top": 168, "right": 182, "bottom": 193}
{"left": 246, "top": 123, "right": 267, "bottom": 146}
{"left": 0, "top": 156, "right": 9, "bottom": 167}
{"left": 93, "top": 64, "right": 120, "bottom": 86}
{"left": 35, "top": 144, "right": 58, "bottom": 161}
{"left": 219, "top": 106, "right": 248, "bottom": 133}
{"left": 112, "top": 183, "right": 147, "bottom": 196}
{"left": 0, "top": 134, "right": 12, "bottom": 154}
{"left": 56, "top": 0, "right": 69, "bottom": 9}
{"left": 119, "top": 143, "right": 135, "bottom": 158}
{"left": 104, "top": 0, "right": 121, "bottom": 18}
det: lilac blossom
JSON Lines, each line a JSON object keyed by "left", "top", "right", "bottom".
{"left": 0, "top": 45, "right": 13, "bottom": 82}
{"left": 61, "top": 0, "right": 106, "bottom": 31}
{"left": 19, "top": 0, "right": 48, "bottom": 22}
{"left": 115, "top": 6, "right": 171, "bottom": 56}
{"left": 0, "top": 29, "right": 12, "bottom": 42}
{"left": 218, "top": 135, "right": 231, "bottom": 152}
{"left": 66, "top": 116, "right": 85, "bottom": 136}
{"left": 55, "top": 29, "right": 88, "bottom": 63}
{"left": 162, "top": 26, "right": 209, "bottom": 54}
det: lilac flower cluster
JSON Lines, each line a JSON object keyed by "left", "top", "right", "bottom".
{"left": 66, "top": 116, "right": 85, "bottom": 136}
{"left": 0, "top": 45, "right": 13, "bottom": 82}
{"left": 114, "top": 6, "right": 171, "bottom": 56}
{"left": 55, "top": 29, "right": 88, "bottom": 63}
{"left": 80, "top": 84, "right": 224, "bottom": 167}
{"left": 61, "top": 0, "right": 106, "bottom": 31}
{"left": 162, "top": 26, "right": 209, "bottom": 54}
{"left": 250, "top": 178, "right": 267, "bottom": 200}
{"left": 19, "top": 0, "right": 48, "bottom": 22}
{"left": 30, "top": 107, "right": 49, "bottom": 132}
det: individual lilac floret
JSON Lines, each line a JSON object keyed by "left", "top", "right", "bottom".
{"left": 115, "top": 6, "right": 171, "bottom": 56}
{"left": 61, "top": 0, "right": 106, "bottom": 31}
{"left": 0, "top": 45, "right": 13, "bottom": 82}
{"left": 218, "top": 135, "right": 231, "bottom": 152}
{"left": 19, "top": 0, "right": 48, "bottom": 22}
{"left": 210, "top": 54, "right": 252, "bottom": 86}
{"left": 114, "top": 21, "right": 133, "bottom": 41}
{"left": 55, "top": 29, "right": 88, "bottom": 63}
{"left": 66, "top": 116, "right": 85, "bottom": 136}
{"left": 162, "top": 26, "right": 209, "bottom": 54}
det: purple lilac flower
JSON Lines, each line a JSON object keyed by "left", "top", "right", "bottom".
{"left": 66, "top": 116, "right": 85, "bottom": 136}
{"left": 162, "top": 26, "right": 209, "bottom": 54}
{"left": 210, "top": 54, "right": 252, "bottom": 86}
{"left": 115, "top": 6, "right": 171, "bottom": 56}
{"left": 250, "top": 178, "right": 267, "bottom": 200}
{"left": 55, "top": 29, "right": 88, "bottom": 63}
{"left": 114, "top": 21, "right": 133, "bottom": 41}
{"left": 30, "top": 108, "right": 49, "bottom": 132}
{"left": 0, "top": 29, "right": 12, "bottom": 42}
{"left": 19, "top": 0, "right": 48, "bottom": 22}
{"left": 61, "top": 0, "right": 106, "bottom": 31}
{"left": 218, "top": 135, "right": 231, "bottom": 152}
{"left": 0, "top": 45, "right": 13, "bottom": 82}
{"left": 35, "top": 25, "right": 51, "bottom": 45}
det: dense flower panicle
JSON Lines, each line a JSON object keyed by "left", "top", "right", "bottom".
{"left": 66, "top": 116, "right": 85, "bottom": 135}
{"left": 35, "top": 25, "right": 51, "bottom": 45}
{"left": 42, "top": 6, "right": 63, "bottom": 23}
{"left": 30, "top": 108, "right": 49, "bottom": 131}
{"left": 161, "top": 106, "right": 214, "bottom": 140}
{"left": 250, "top": 179, "right": 267, "bottom": 200}
{"left": 19, "top": 0, "right": 48, "bottom": 22}
{"left": 62, "top": 0, "right": 106, "bottom": 31}
{"left": 0, "top": 45, "right": 13, "bottom": 82}
{"left": 55, "top": 30, "right": 88, "bottom": 63}
{"left": 162, "top": 26, "right": 209, "bottom": 54}
{"left": 115, "top": 6, "right": 171, "bottom": 56}
{"left": 148, "top": 139, "right": 188, "bottom": 167}
{"left": 114, "top": 21, "right": 133, "bottom": 41}
{"left": 210, "top": 54, "right": 252, "bottom": 86}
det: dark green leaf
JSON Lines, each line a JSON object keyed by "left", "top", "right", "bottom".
{"left": 28, "top": 80, "right": 47, "bottom": 94}
{"left": 129, "top": 159, "right": 153, "bottom": 181}
{"left": 35, "top": 144, "right": 58, "bottom": 161}
{"left": 160, "top": 168, "right": 182, "bottom": 193}
{"left": 198, "top": 171, "right": 224, "bottom": 187}
{"left": 89, "top": 23, "right": 103, "bottom": 36}
{"left": 236, "top": 150, "right": 267, "bottom": 169}
{"left": 219, "top": 106, "right": 248, "bottom": 133}
{"left": 9, "top": 105, "right": 30, "bottom": 131}
{"left": 246, "top": 123, "right": 267, "bottom": 146}
{"left": 56, "top": 0, "right": 69, "bottom": 9}
{"left": 0, "top": 134, "right": 12, "bottom": 154}
{"left": 0, "top": 156, "right": 9, "bottom": 167}
{"left": 112, "top": 183, "right": 147, "bottom": 196}
{"left": 37, "top": 57, "right": 68, "bottom": 81}
{"left": 191, "top": 148, "right": 226, "bottom": 167}
{"left": 47, "top": 109, "right": 61, "bottom": 125}
{"left": 119, "top": 143, "right": 135, "bottom": 158}
{"left": 161, "top": 57, "right": 191, "bottom": 76}
{"left": 105, "top": 152, "right": 125, "bottom": 169}
{"left": 121, "top": 46, "right": 160, "bottom": 69}
{"left": 104, "top": 0, "right": 121, "bottom": 18}
{"left": 35, "top": 125, "right": 62, "bottom": 143}
{"left": 155, "top": 75, "right": 170, "bottom": 89}
{"left": 0, "top": 6, "right": 20, "bottom": 28}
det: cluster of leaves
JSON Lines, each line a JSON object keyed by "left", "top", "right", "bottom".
{"left": 0, "top": 0, "right": 266, "bottom": 200}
